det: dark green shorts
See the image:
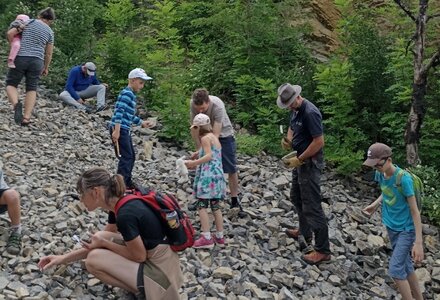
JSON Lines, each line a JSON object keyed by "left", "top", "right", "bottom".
{"left": 196, "top": 198, "right": 221, "bottom": 211}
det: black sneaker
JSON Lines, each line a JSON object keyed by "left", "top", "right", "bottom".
{"left": 96, "top": 104, "right": 108, "bottom": 113}
{"left": 14, "top": 101, "right": 23, "bottom": 124}
{"left": 230, "top": 201, "right": 247, "bottom": 218}
{"left": 83, "top": 106, "right": 94, "bottom": 114}
{"left": 188, "top": 201, "right": 198, "bottom": 211}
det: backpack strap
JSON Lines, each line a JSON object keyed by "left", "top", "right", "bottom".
{"left": 113, "top": 193, "right": 170, "bottom": 245}
{"left": 395, "top": 169, "right": 406, "bottom": 199}
{"left": 114, "top": 194, "right": 142, "bottom": 216}
{"left": 395, "top": 169, "right": 405, "bottom": 189}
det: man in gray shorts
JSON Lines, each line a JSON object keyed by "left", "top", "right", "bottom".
{"left": 190, "top": 88, "right": 246, "bottom": 218}
{"left": 5, "top": 7, "right": 55, "bottom": 126}
{"left": 59, "top": 62, "right": 108, "bottom": 113}
{"left": 0, "top": 167, "right": 23, "bottom": 255}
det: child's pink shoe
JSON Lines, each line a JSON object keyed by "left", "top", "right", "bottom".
{"left": 213, "top": 236, "right": 226, "bottom": 247}
{"left": 193, "top": 236, "right": 214, "bottom": 249}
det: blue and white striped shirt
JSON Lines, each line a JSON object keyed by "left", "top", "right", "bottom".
{"left": 18, "top": 19, "right": 54, "bottom": 60}
{"left": 111, "top": 87, "right": 142, "bottom": 130}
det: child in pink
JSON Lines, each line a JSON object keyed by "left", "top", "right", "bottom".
{"left": 8, "top": 14, "right": 30, "bottom": 68}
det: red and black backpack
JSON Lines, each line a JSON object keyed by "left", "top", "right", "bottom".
{"left": 114, "top": 186, "right": 195, "bottom": 252}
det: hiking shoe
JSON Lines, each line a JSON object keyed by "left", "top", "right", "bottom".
{"left": 14, "top": 101, "right": 23, "bottom": 124}
{"left": 95, "top": 104, "right": 108, "bottom": 113}
{"left": 6, "top": 231, "right": 22, "bottom": 255}
{"left": 302, "top": 250, "right": 331, "bottom": 265}
{"left": 80, "top": 106, "right": 93, "bottom": 114}
{"left": 188, "top": 201, "right": 198, "bottom": 211}
{"left": 213, "top": 235, "right": 226, "bottom": 247}
{"left": 230, "top": 201, "right": 247, "bottom": 218}
{"left": 193, "top": 236, "right": 214, "bottom": 249}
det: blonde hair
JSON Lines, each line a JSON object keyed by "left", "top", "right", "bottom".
{"left": 76, "top": 167, "right": 125, "bottom": 205}
{"left": 198, "top": 124, "right": 213, "bottom": 136}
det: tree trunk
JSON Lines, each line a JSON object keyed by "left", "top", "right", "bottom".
{"left": 405, "top": 82, "right": 426, "bottom": 165}
{"left": 403, "top": 0, "right": 428, "bottom": 166}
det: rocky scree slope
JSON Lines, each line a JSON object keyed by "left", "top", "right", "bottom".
{"left": 0, "top": 79, "right": 439, "bottom": 299}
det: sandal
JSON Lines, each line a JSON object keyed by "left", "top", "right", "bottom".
{"left": 21, "top": 117, "right": 31, "bottom": 126}
{"left": 14, "top": 101, "right": 23, "bottom": 124}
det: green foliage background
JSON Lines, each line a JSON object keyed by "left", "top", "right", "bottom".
{"left": 0, "top": 0, "right": 439, "bottom": 224}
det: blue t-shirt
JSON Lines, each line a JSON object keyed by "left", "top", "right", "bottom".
{"left": 289, "top": 99, "right": 323, "bottom": 157}
{"left": 375, "top": 166, "right": 415, "bottom": 231}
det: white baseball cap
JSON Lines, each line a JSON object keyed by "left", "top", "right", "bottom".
{"left": 128, "top": 68, "right": 152, "bottom": 81}
{"left": 84, "top": 62, "right": 96, "bottom": 76}
{"left": 191, "top": 113, "right": 211, "bottom": 128}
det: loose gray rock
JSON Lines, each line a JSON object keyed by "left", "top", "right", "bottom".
{"left": 0, "top": 74, "right": 438, "bottom": 300}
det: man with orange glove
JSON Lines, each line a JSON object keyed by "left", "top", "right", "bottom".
{"left": 277, "top": 83, "right": 330, "bottom": 265}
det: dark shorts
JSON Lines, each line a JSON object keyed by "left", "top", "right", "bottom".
{"left": 219, "top": 136, "right": 237, "bottom": 174}
{"left": 196, "top": 198, "right": 222, "bottom": 211}
{"left": 6, "top": 56, "right": 44, "bottom": 91}
{"left": 0, "top": 188, "right": 9, "bottom": 214}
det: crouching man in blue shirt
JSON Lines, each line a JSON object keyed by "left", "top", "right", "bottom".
{"left": 59, "top": 62, "right": 107, "bottom": 113}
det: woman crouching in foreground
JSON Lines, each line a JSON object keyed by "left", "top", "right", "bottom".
{"left": 38, "top": 167, "right": 183, "bottom": 300}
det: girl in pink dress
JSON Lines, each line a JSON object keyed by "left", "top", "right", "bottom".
{"left": 8, "top": 14, "right": 30, "bottom": 68}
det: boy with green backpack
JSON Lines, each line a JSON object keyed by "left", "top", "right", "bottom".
{"left": 362, "top": 143, "right": 424, "bottom": 300}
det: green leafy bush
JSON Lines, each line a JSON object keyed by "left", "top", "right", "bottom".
{"left": 408, "top": 165, "right": 440, "bottom": 226}
{"left": 314, "top": 60, "right": 368, "bottom": 175}
{"left": 236, "top": 133, "right": 264, "bottom": 156}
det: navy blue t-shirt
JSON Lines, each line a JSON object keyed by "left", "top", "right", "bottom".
{"left": 289, "top": 99, "right": 323, "bottom": 157}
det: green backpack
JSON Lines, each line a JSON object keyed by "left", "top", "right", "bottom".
{"left": 395, "top": 168, "right": 424, "bottom": 213}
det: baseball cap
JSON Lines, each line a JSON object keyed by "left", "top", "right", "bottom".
{"left": 128, "top": 68, "right": 152, "bottom": 81}
{"left": 191, "top": 113, "right": 210, "bottom": 128}
{"left": 84, "top": 62, "right": 96, "bottom": 76}
{"left": 363, "top": 143, "right": 392, "bottom": 167}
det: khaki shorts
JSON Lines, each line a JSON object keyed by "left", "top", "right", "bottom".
{"left": 137, "top": 245, "right": 183, "bottom": 300}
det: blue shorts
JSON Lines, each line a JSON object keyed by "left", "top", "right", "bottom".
{"left": 219, "top": 136, "right": 237, "bottom": 174}
{"left": 387, "top": 228, "right": 415, "bottom": 280}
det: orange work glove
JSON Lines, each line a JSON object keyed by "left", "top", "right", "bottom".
{"left": 284, "top": 156, "right": 304, "bottom": 168}
{"left": 281, "top": 137, "right": 292, "bottom": 151}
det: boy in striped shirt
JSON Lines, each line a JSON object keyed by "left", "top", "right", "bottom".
{"left": 110, "top": 68, "right": 154, "bottom": 188}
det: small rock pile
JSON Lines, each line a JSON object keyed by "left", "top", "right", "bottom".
{"left": 0, "top": 79, "right": 439, "bottom": 300}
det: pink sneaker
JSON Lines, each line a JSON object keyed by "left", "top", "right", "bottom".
{"left": 213, "top": 236, "right": 226, "bottom": 247}
{"left": 193, "top": 236, "right": 214, "bottom": 249}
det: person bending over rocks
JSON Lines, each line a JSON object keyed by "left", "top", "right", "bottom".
{"left": 190, "top": 88, "right": 245, "bottom": 218}
{"left": 38, "top": 167, "right": 183, "bottom": 300}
